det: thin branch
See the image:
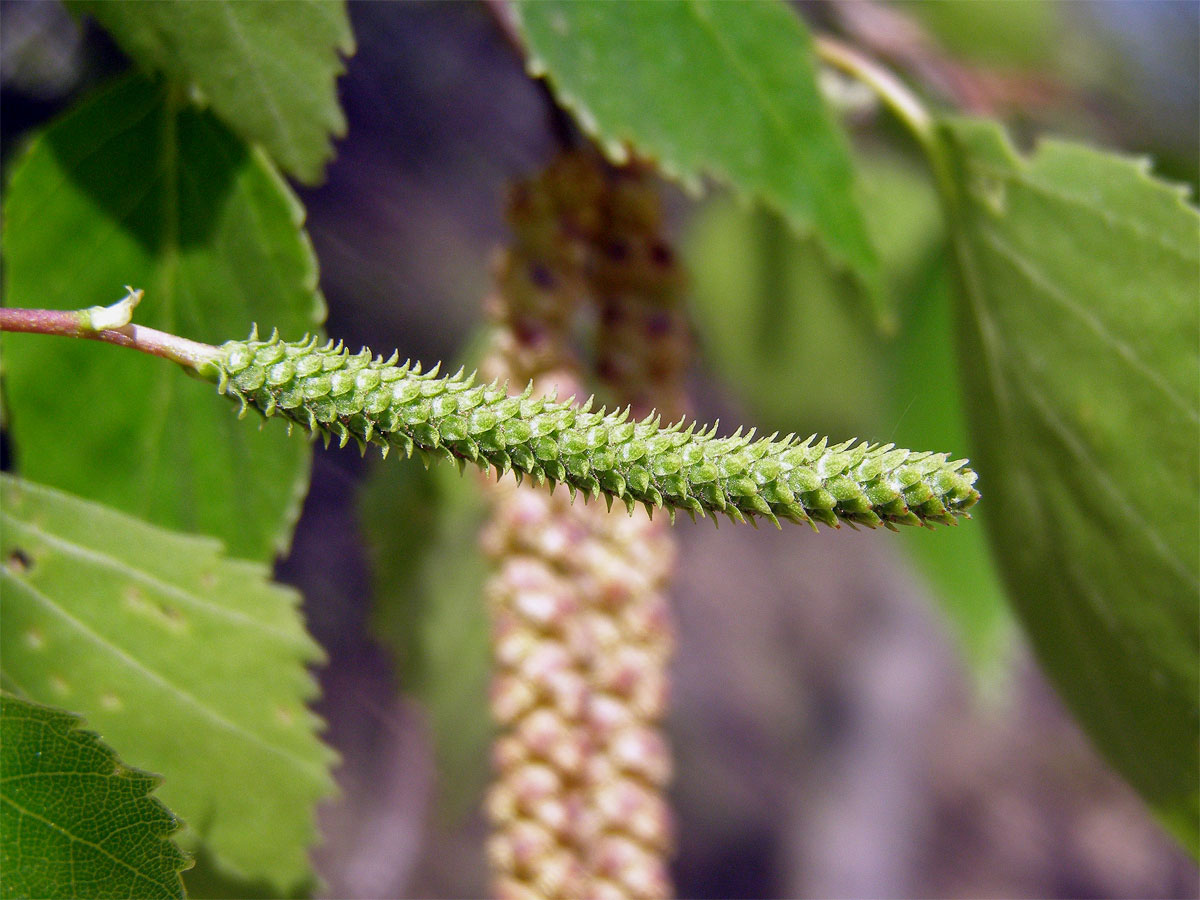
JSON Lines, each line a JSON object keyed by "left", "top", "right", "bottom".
{"left": 814, "top": 34, "right": 934, "bottom": 147}
{"left": 0, "top": 290, "right": 222, "bottom": 373}
{"left": 814, "top": 34, "right": 961, "bottom": 223}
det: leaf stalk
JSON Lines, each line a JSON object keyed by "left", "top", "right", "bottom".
{"left": 814, "top": 35, "right": 960, "bottom": 212}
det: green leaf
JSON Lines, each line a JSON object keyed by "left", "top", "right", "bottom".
{"left": 685, "top": 152, "right": 940, "bottom": 438}
{"left": 685, "top": 202, "right": 885, "bottom": 438}
{"left": 938, "top": 119, "right": 1200, "bottom": 849}
{"left": 0, "top": 474, "right": 336, "bottom": 891}
{"left": 0, "top": 692, "right": 190, "bottom": 900}
{"left": 1, "top": 74, "right": 325, "bottom": 562}
{"left": 361, "top": 460, "right": 492, "bottom": 823}
{"left": 513, "top": 0, "right": 884, "bottom": 319}
{"left": 71, "top": 0, "right": 353, "bottom": 184}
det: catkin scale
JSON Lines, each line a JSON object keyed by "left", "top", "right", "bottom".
{"left": 212, "top": 333, "right": 979, "bottom": 530}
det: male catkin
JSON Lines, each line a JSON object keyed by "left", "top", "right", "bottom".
{"left": 213, "top": 333, "right": 979, "bottom": 530}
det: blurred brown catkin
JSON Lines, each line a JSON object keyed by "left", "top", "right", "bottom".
{"left": 481, "top": 153, "right": 687, "bottom": 900}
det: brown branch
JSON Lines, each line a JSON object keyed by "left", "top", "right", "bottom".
{"left": 0, "top": 301, "right": 222, "bottom": 373}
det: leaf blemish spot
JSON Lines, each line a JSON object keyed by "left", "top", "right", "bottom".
{"left": 124, "top": 584, "right": 188, "bottom": 631}
{"left": 971, "top": 173, "right": 1007, "bottom": 216}
{"left": 49, "top": 675, "right": 70, "bottom": 696}
{"left": 100, "top": 692, "right": 124, "bottom": 711}
{"left": 158, "top": 604, "right": 187, "bottom": 631}
{"left": 24, "top": 628, "right": 45, "bottom": 650}
{"left": 124, "top": 584, "right": 148, "bottom": 610}
{"left": 5, "top": 547, "right": 32, "bottom": 574}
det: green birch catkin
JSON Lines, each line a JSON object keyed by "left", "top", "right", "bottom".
{"left": 212, "top": 335, "right": 980, "bottom": 531}
{"left": 207, "top": 149, "right": 980, "bottom": 532}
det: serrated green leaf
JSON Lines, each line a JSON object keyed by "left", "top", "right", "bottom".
{"left": 0, "top": 474, "right": 336, "bottom": 891}
{"left": 0, "top": 693, "right": 190, "bottom": 900}
{"left": 513, "top": 0, "right": 884, "bottom": 319}
{"left": 361, "top": 460, "right": 492, "bottom": 824}
{"left": 1, "top": 74, "right": 324, "bottom": 562}
{"left": 938, "top": 118, "right": 1200, "bottom": 850}
{"left": 71, "top": 0, "right": 353, "bottom": 184}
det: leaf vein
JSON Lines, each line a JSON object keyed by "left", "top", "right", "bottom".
{"left": 979, "top": 223, "right": 1199, "bottom": 420}
{"left": 968, "top": 157, "right": 1198, "bottom": 260}
{"left": 1004, "top": 363, "right": 1197, "bottom": 588}
{"left": 0, "top": 794, "right": 173, "bottom": 891}
{"left": 1, "top": 574, "right": 327, "bottom": 780}
{"left": 3, "top": 516, "right": 302, "bottom": 642}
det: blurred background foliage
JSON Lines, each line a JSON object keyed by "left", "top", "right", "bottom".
{"left": 2, "top": 1, "right": 1197, "bottom": 898}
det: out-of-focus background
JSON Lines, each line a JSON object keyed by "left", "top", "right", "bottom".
{"left": 3, "top": 1, "right": 1197, "bottom": 897}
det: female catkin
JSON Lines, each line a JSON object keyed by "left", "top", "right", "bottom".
{"left": 213, "top": 334, "right": 980, "bottom": 532}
